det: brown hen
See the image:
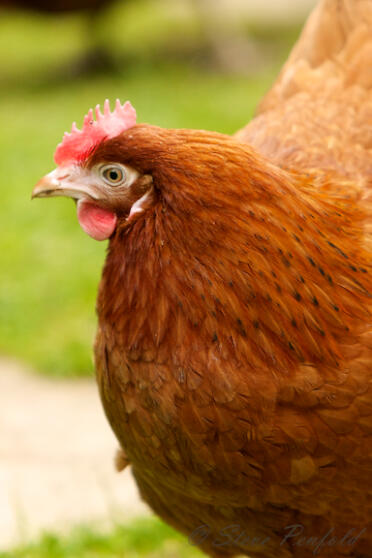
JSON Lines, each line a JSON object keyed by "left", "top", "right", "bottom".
{"left": 33, "top": 1, "right": 372, "bottom": 556}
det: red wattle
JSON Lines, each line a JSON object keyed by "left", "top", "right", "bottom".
{"left": 77, "top": 201, "right": 117, "bottom": 241}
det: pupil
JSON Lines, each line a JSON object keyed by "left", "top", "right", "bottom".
{"left": 110, "top": 170, "right": 118, "bottom": 180}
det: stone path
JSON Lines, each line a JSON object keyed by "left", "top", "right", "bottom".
{"left": 0, "top": 359, "right": 150, "bottom": 550}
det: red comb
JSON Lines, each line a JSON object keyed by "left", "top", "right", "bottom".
{"left": 54, "top": 99, "right": 137, "bottom": 166}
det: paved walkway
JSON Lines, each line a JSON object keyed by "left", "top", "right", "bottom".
{"left": 0, "top": 359, "right": 150, "bottom": 550}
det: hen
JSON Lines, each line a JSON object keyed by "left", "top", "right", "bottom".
{"left": 33, "top": 0, "right": 372, "bottom": 556}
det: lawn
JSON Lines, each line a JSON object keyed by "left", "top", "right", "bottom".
{"left": 0, "top": 0, "right": 300, "bottom": 377}
{"left": 0, "top": 518, "right": 205, "bottom": 558}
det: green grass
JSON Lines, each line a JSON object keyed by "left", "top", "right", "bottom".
{"left": 0, "top": 0, "right": 300, "bottom": 376}
{"left": 0, "top": 518, "right": 204, "bottom": 558}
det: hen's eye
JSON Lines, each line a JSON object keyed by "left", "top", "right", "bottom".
{"left": 100, "top": 164, "right": 126, "bottom": 186}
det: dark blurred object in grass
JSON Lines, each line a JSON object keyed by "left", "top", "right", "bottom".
{"left": 0, "top": 0, "right": 108, "bottom": 12}
{"left": 0, "top": 0, "right": 120, "bottom": 75}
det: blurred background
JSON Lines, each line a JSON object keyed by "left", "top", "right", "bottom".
{"left": 0, "top": 1, "right": 315, "bottom": 556}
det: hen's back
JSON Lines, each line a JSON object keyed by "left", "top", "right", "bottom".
{"left": 237, "top": 0, "right": 372, "bottom": 178}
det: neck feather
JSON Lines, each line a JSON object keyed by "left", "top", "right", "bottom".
{"left": 97, "top": 130, "right": 371, "bottom": 375}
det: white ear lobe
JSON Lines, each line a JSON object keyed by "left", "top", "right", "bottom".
{"left": 127, "top": 190, "right": 154, "bottom": 222}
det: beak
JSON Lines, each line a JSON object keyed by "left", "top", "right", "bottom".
{"left": 32, "top": 168, "right": 98, "bottom": 201}
{"left": 32, "top": 169, "right": 64, "bottom": 199}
